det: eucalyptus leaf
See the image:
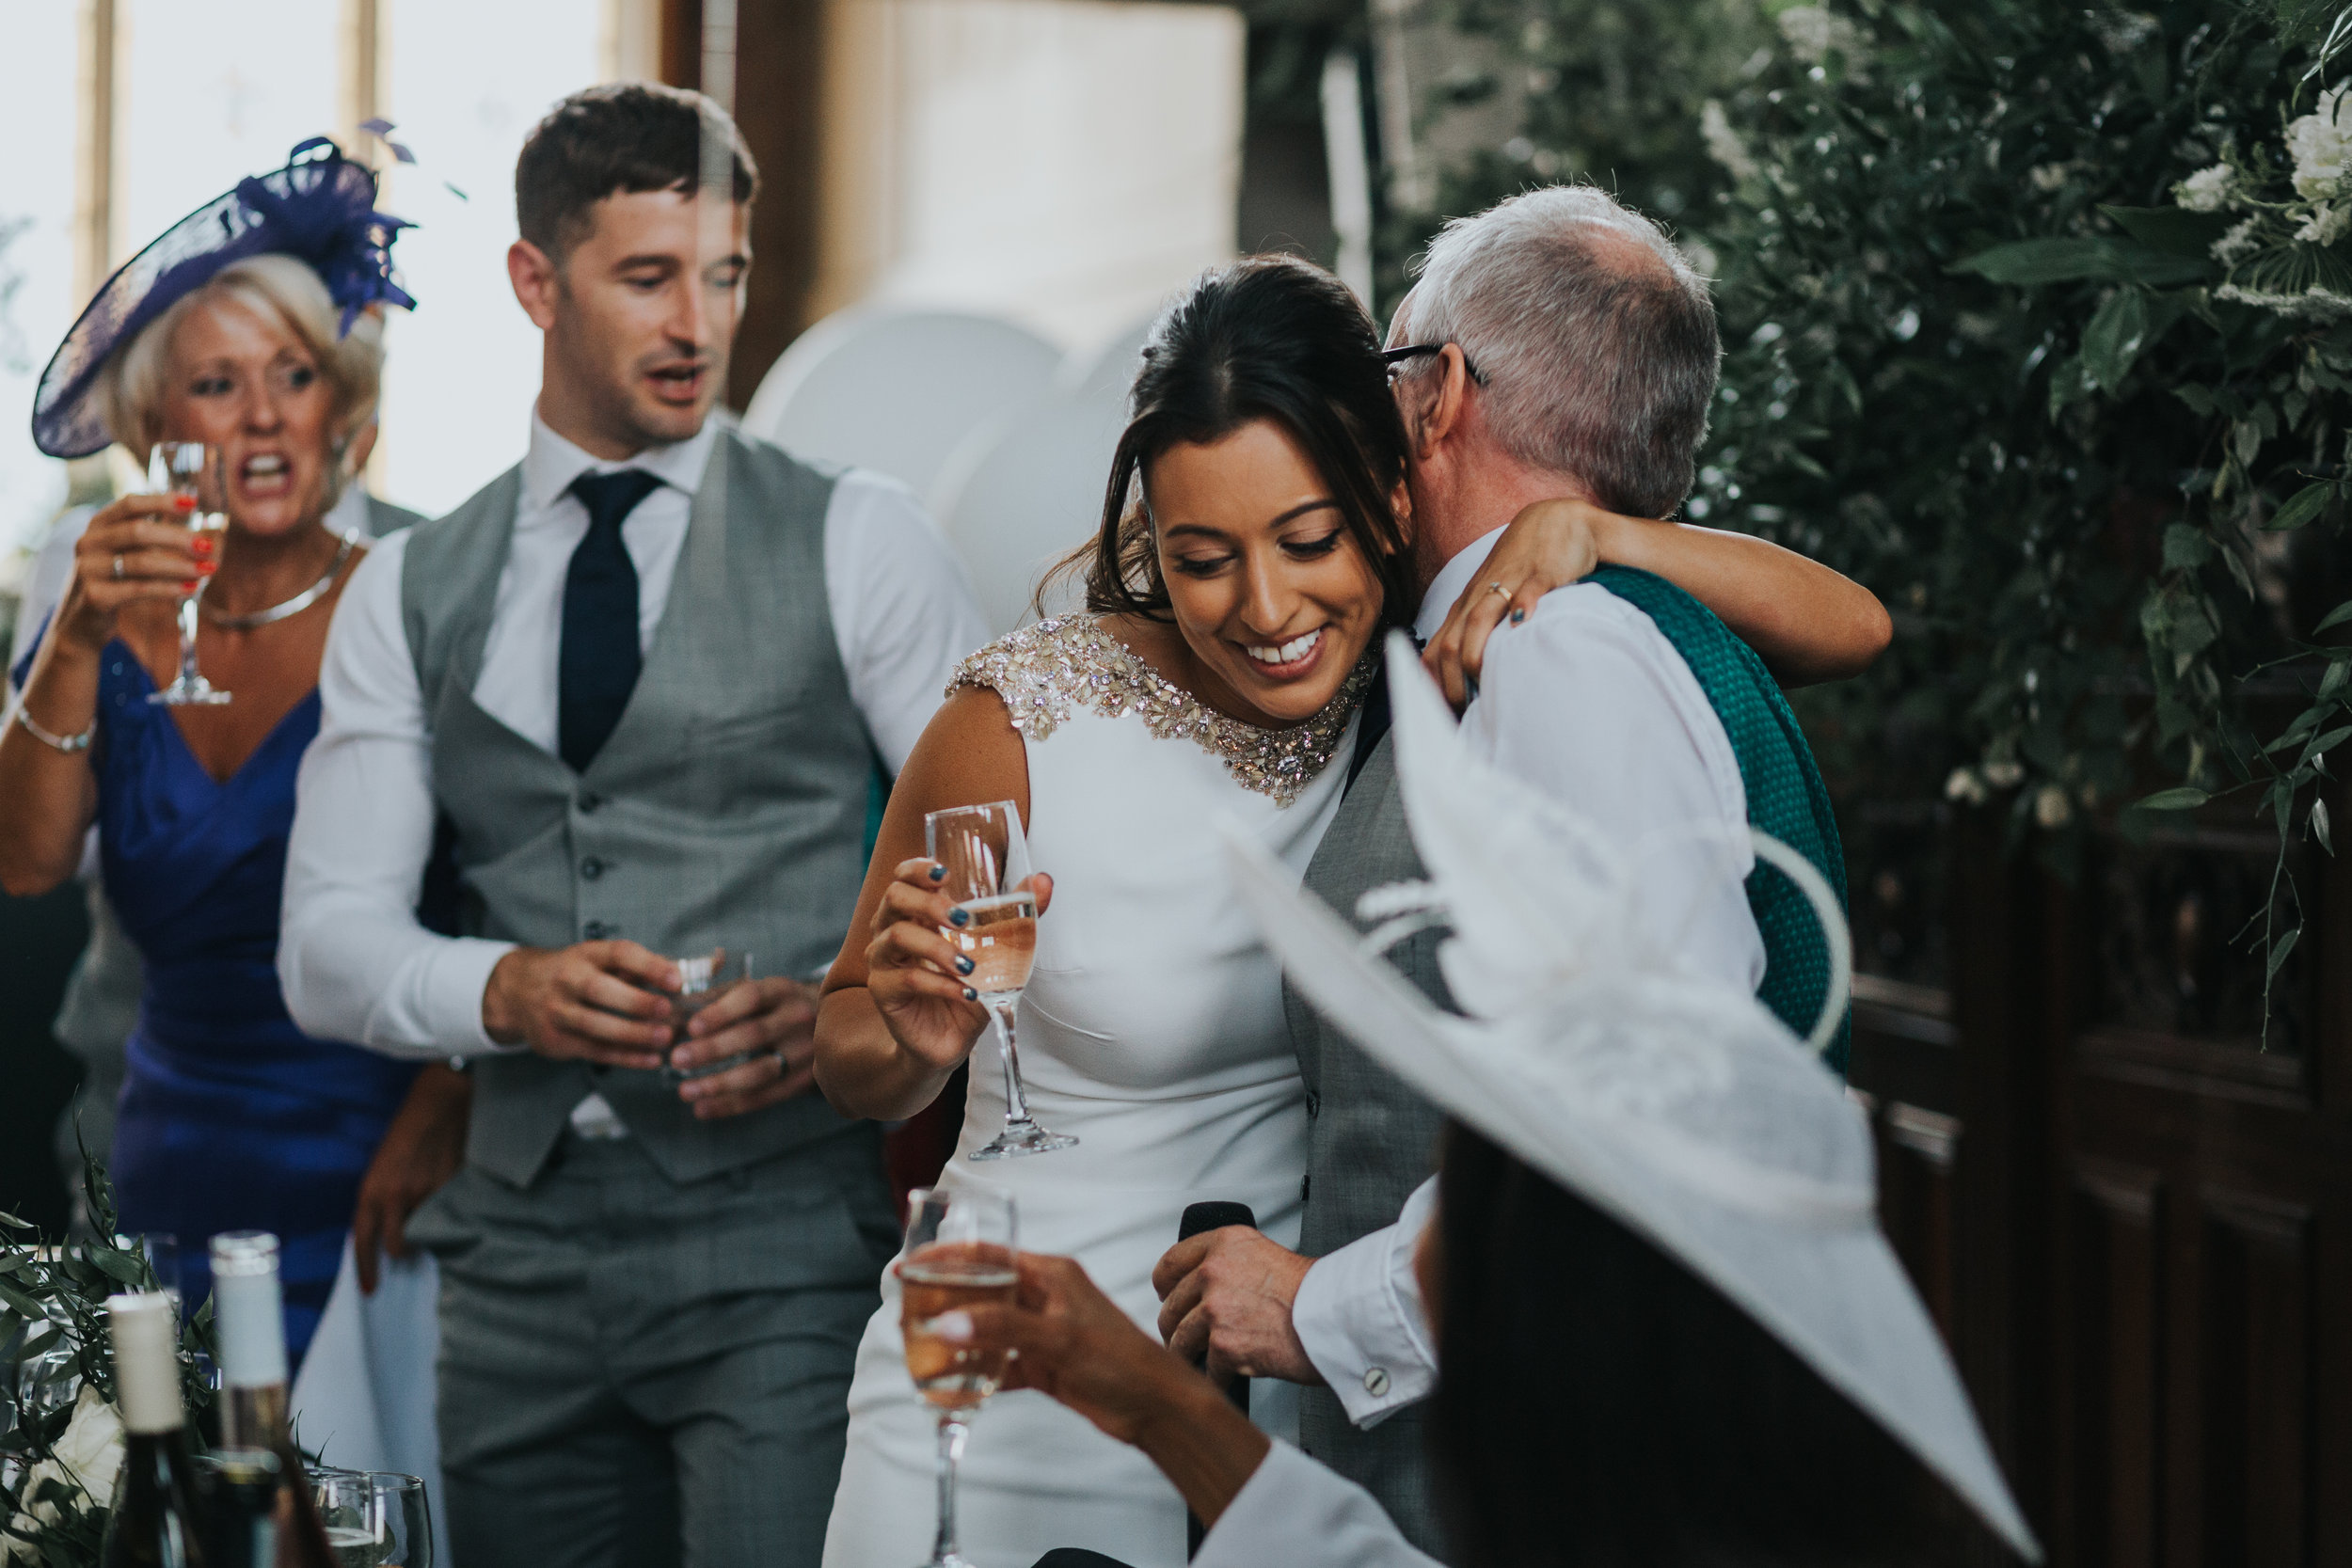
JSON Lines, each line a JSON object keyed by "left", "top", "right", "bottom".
{"left": 2266, "top": 481, "right": 2335, "bottom": 531}
{"left": 2266, "top": 924, "right": 2302, "bottom": 976}
{"left": 1950, "top": 237, "right": 2212, "bottom": 287}
{"left": 2135, "top": 785, "right": 2212, "bottom": 810}
{"left": 2314, "top": 599, "right": 2352, "bottom": 636}
{"left": 2099, "top": 204, "right": 2233, "bottom": 258}
{"left": 2084, "top": 289, "right": 2154, "bottom": 389}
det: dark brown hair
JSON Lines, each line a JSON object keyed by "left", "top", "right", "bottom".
{"left": 1429, "top": 1122, "right": 1947, "bottom": 1567}
{"left": 515, "top": 83, "right": 758, "bottom": 261}
{"left": 1060, "top": 254, "right": 1416, "bottom": 626}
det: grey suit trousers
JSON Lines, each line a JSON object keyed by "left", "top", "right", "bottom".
{"left": 407, "top": 1130, "right": 898, "bottom": 1568}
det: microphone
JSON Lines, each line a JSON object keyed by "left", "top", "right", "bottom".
{"left": 1178, "top": 1202, "right": 1256, "bottom": 1560}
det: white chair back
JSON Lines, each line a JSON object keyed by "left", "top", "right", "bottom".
{"left": 739, "top": 307, "right": 1062, "bottom": 498}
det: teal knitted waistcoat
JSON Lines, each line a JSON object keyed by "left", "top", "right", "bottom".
{"left": 1587, "top": 565, "right": 1852, "bottom": 1075}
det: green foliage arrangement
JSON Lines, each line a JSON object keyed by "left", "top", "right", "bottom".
{"left": 1, "top": 1153, "right": 213, "bottom": 1568}
{"left": 1409, "top": 0, "right": 2352, "bottom": 1021}
{"left": 1679, "top": 0, "right": 2352, "bottom": 1018}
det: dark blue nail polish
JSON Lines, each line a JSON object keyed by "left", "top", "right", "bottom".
{"left": 949, "top": 908, "right": 969, "bottom": 927}
{"left": 928, "top": 864, "right": 946, "bottom": 881}
{"left": 1510, "top": 608, "right": 1526, "bottom": 624}
{"left": 963, "top": 987, "right": 978, "bottom": 1002}
{"left": 956, "top": 956, "right": 975, "bottom": 974}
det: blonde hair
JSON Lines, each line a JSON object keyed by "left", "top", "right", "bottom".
{"left": 98, "top": 254, "right": 385, "bottom": 499}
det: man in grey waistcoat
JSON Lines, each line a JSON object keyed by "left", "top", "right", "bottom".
{"left": 279, "top": 85, "right": 988, "bottom": 1568}
{"left": 1151, "top": 188, "right": 1795, "bottom": 1558}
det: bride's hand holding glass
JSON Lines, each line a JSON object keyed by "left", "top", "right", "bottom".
{"left": 863, "top": 856, "right": 1056, "bottom": 1071}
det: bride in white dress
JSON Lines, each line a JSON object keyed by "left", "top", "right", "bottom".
{"left": 812, "top": 255, "right": 1872, "bottom": 1567}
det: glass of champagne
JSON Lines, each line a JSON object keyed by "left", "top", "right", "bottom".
{"left": 899, "top": 1186, "right": 1018, "bottom": 1568}
{"left": 145, "top": 440, "right": 230, "bottom": 707}
{"left": 925, "top": 801, "right": 1075, "bottom": 1160}
{"left": 660, "top": 948, "right": 756, "bottom": 1084}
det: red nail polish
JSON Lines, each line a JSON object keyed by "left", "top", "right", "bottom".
{"left": 191, "top": 537, "right": 215, "bottom": 556}
{"left": 173, "top": 495, "right": 196, "bottom": 510}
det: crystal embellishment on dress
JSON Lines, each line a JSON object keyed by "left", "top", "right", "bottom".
{"left": 949, "top": 615, "right": 1375, "bottom": 806}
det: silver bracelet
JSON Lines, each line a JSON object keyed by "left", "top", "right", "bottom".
{"left": 8, "top": 695, "right": 95, "bottom": 753}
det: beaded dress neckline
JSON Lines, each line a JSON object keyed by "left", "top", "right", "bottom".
{"left": 950, "top": 614, "right": 1375, "bottom": 806}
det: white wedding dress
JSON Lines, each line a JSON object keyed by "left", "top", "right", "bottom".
{"left": 821, "top": 616, "right": 1369, "bottom": 1568}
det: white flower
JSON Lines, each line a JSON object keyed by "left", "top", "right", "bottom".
{"left": 1982, "top": 760, "right": 2026, "bottom": 789}
{"left": 2212, "top": 216, "right": 2262, "bottom": 264}
{"left": 5, "top": 1385, "right": 123, "bottom": 1562}
{"left": 2034, "top": 785, "right": 2074, "bottom": 830}
{"left": 2029, "top": 162, "right": 2074, "bottom": 194}
{"left": 2174, "top": 163, "right": 2234, "bottom": 212}
{"left": 2287, "top": 87, "right": 2352, "bottom": 200}
{"left": 1776, "top": 6, "right": 1866, "bottom": 66}
{"left": 2298, "top": 201, "right": 2352, "bottom": 245}
{"left": 1944, "top": 768, "right": 1989, "bottom": 806}
{"left": 1701, "top": 100, "right": 1759, "bottom": 182}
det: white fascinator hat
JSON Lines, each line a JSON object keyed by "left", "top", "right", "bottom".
{"left": 1222, "top": 634, "right": 2039, "bottom": 1562}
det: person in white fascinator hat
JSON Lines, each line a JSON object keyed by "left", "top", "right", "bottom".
{"left": 924, "top": 635, "right": 2041, "bottom": 1568}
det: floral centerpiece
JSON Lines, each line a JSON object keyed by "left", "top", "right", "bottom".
{"left": 1, "top": 1154, "right": 214, "bottom": 1567}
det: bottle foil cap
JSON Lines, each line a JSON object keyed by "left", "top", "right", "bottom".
{"left": 105, "top": 1291, "right": 184, "bottom": 1434}
{"left": 210, "top": 1231, "right": 288, "bottom": 1388}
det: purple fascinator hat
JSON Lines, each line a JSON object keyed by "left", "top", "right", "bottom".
{"left": 31, "top": 135, "right": 417, "bottom": 459}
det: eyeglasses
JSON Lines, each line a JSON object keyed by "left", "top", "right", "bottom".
{"left": 1382, "top": 342, "right": 1488, "bottom": 386}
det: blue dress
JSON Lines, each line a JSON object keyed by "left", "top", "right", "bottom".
{"left": 17, "top": 627, "right": 419, "bottom": 1367}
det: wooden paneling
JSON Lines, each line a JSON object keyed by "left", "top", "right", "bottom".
{"left": 2058, "top": 1160, "right": 2163, "bottom": 1568}
{"left": 2194, "top": 1191, "right": 2312, "bottom": 1568}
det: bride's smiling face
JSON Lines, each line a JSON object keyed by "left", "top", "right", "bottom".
{"left": 1146, "top": 417, "right": 1391, "bottom": 729}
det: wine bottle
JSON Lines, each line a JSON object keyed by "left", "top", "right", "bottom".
{"left": 208, "top": 1233, "right": 338, "bottom": 1568}
{"left": 204, "top": 1450, "right": 281, "bottom": 1568}
{"left": 100, "top": 1291, "right": 209, "bottom": 1568}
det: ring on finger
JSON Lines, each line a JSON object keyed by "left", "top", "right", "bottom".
{"left": 1486, "top": 580, "right": 1509, "bottom": 597}
{"left": 112, "top": 554, "right": 125, "bottom": 580}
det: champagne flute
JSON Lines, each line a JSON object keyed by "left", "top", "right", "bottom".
{"left": 145, "top": 441, "right": 230, "bottom": 707}
{"left": 925, "top": 801, "right": 1075, "bottom": 1159}
{"left": 898, "top": 1186, "right": 1018, "bottom": 1568}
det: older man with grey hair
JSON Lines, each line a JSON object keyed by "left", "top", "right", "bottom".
{"left": 1150, "top": 183, "right": 1869, "bottom": 1559}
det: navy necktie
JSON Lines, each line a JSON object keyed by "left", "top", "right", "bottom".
{"left": 559, "top": 468, "right": 663, "bottom": 773}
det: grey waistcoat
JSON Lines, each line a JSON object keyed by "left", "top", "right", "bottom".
{"left": 1285, "top": 731, "right": 1456, "bottom": 1561}
{"left": 401, "top": 430, "right": 875, "bottom": 1190}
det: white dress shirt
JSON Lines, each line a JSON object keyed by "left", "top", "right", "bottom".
{"left": 276, "top": 411, "right": 990, "bottom": 1095}
{"left": 1288, "top": 527, "right": 1766, "bottom": 1425}
{"left": 1195, "top": 1441, "right": 1440, "bottom": 1568}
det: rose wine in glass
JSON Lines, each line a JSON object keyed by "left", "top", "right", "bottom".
{"left": 898, "top": 1186, "right": 1017, "bottom": 1568}
{"left": 146, "top": 441, "right": 230, "bottom": 706}
{"left": 925, "top": 800, "right": 1074, "bottom": 1159}
{"left": 660, "top": 948, "right": 756, "bottom": 1084}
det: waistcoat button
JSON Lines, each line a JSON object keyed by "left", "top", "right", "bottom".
{"left": 1305, "top": 1091, "right": 1322, "bottom": 1118}
{"left": 583, "top": 919, "right": 614, "bottom": 939}
{"left": 580, "top": 857, "right": 606, "bottom": 880}
{"left": 578, "top": 790, "right": 603, "bottom": 814}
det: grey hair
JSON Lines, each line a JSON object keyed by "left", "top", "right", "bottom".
{"left": 1392, "top": 185, "right": 1720, "bottom": 518}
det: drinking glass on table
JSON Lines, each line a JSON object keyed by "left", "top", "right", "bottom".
{"left": 145, "top": 441, "right": 230, "bottom": 707}
{"left": 313, "top": 1469, "right": 433, "bottom": 1567}
{"left": 925, "top": 800, "right": 1074, "bottom": 1160}
{"left": 660, "top": 948, "right": 756, "bottom": 1084}
{"left": 899, "top": 1186, "right": 1018, "bottom": 1568}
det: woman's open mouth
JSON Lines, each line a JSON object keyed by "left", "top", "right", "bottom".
{"left": 237, "top": 451, "right": 294, "bottom": 499}
{"left": 1240, "top": 626, "right": 1326, "bottom": 680}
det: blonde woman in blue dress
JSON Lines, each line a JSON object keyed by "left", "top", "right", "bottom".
{"left": 812, "top": 255, "right": 1885, "bottom": 1568}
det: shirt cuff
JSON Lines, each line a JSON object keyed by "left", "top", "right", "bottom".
{"left": 1196, "top": 1441, "right": 1440, "bottom": 1568}
{"left": 1292, "top": 1179, "right": 1439, "bottom": 1427}
{"left": 414, "top": 937, "right": 521, "bottom": 1057}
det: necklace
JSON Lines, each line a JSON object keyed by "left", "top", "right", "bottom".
{"left": 202, "top": 531, "right": 359, "bottom": 630}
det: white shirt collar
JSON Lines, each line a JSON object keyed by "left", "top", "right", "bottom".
{"left": 520, "top": 404, "right": 720, "bottom": 519}
{"left": 1413, "top": 527, "right": 1507, "bottom": 643}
